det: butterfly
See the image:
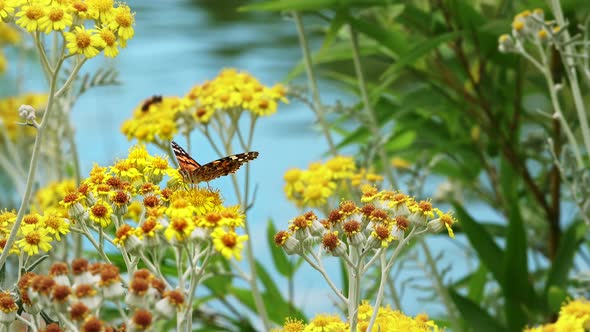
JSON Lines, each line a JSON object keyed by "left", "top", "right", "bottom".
{"left": 141, "top": 95, "right": 163, "bottom": 112}
{"left": 171, "top": 141, "right": 259, "bottom": 184}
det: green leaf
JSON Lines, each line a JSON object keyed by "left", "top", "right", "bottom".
{"left": 467, "top": 264, "right": 488, "bottom": 303}
{"left": 385, "top": 130, "right": 416, "bottom": 151}
{"left": 547, "top": 286, "right": 568, "bottom": 312}
{"left": 449, "top": 289, "right": 507, "bottom": 332}
{"left": 340, "top": 259, "right": 349, "bottom": 298}
{"left": 240, "top": 0, "right": 392, "bottom": 12}
{"left": 256, "top": 260, "right": 283, "bottom": 304}
{"left": 452, "top": 204, "right": 504, "bottom": 283}
{"left": 267, "top": 219, "right": 293, "bottom": 277}
{"left": 500, "top": 158, "right": 535, "bottom": 330}
{"left": 544, "top": 221, "right": 586, "bottom": 299}
{"left": 380, "top": 31, "right": 461, "bottom": 78}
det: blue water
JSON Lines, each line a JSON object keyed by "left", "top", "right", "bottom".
{"left": 1, "top": 0, "right": 507, "bottom": 327}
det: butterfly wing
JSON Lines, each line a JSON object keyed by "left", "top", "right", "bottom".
{"left": 171, "top": 141, "right": 259, "bottom": 184}
{"left": 194, "top": 151, "right": 259, "bottom": 183}
{"left": 171, "top": 141, "right": 202, "bottom": 183}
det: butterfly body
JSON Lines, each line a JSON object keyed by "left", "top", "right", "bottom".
{"left": 171, "top": 141, "right": 258, "bottom": 184}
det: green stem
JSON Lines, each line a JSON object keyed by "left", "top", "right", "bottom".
{"left": 0, "top": 53, "right": 70, "bottom": 269}
{"left": 348, "top": 24, "right": 398, "bottom": 188}
{"left": 292, "top": 11, "right": 337, "bottom": 155}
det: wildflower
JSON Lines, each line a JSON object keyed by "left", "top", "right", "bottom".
{"left": 38, "top": 3, "right": 72, "bottom": 34}
{"left": 49, "top": 262, "right": 70, "bottom": 286}
{"left": 128, "top": 308, "right": 153, "bottom": 331}
{"left": 64, "top": 26, "right": 102, "bottom": 58}
{"left": 0, "top": 1, "right": 16, "bottom": 20}
{"left": 274, "top": 230, "right": 300, "bottom": 255}
{"left": 305, "top": 314, "right": 346, "bottom": 331}
{"left": 136, "top": 217, "right": 163, "bottom": 247}
{"left": 211, "top": 227, "right": 248, "bottom": 260}
{"left": 114, "top": 224, "right": 142, "bottom": 254}
{"left": 109, "top": 3, "right": 134, "bottom": 41}
{"left": 428, "top": 209, "right": 456, "bottom": 238}
{"left": 164, "top": 217, "right": 194, "bottom": 243}
{"left": 74, "top": 284, "right": 100, "bottom": 311}
{"left": 96, "top": 25, "right": 119, "bottom": 57}
{"left": 408, "top": 200, "right": 434, "bottom": 226}
{"left": 15, "top": 2, "right": 45, "bottom": 32}
{"left": 99, "top": 265, "right": 125, "bottom": 299}
{"left": 88, "top": 199, "right": 113, "bottom": 228}
{"left": 87, "top": 0, "right": 114, "bottom": 21}
{"left": 41, "top": 210, "right": 70, "bottom": 241}
{"left": 125, "top": 277, "right": 150, "bottom": 308}
{"left": 155, "top": 290, "right": 185, "bottom": 319}
{"left": 71, "top": 258, "right": 99, "bottom": 285}
{"left": 0, "top": 292, "right": 17, "bottom": 324}
{"left": 322, "top": 231, "right": 347, "bottom": 257}
{"left": 370, "top": 224, "right": 394, "bottom": 248}
{"left": 16, "top": 226, "right": 53, "bottom": 256}
{"left": 69, "top": 302, "right": 90, "bottom": 322}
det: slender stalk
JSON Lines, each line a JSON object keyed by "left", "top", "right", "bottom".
{"left": 551, "top": 0, "right": 590, "bottom": 158}
{"left": 348, "top": 24, "right": 398, "bottom": 188}
{"left": 292, "top": 11, "right": 337, "bottom": 155}
{"left": 301, "top": 253, "right": 348, "bottom": 304}
{"left": 0, "top": 53, "right": 70, "bottom": 269}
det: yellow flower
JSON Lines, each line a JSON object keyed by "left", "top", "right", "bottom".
{"left": 211, "top": 227, "right": 248, "bottom": 260}
{"left": 109, "top": 3, "right": 134, "bottom": 42}
{"left": 16, "top": 225, "right": 53, "bottom": 256}
{"left": 164, "top": 217, "right": 194, "bottom": 242}
{"left": 96, "top": 25, "right": 118, "bottom": 57}
{"left": 110, "top": 159, "right": 142, "bottom": 182}
{"left": 87, "top": 0, "right": 114, "bottom": 22}
{"left": 219, "top": 206, "right": 245, "bottom": 228}
{"left": 144, "top": 155, "right": 174, "bottom": 183}
{"left": 38, "top": 3, "right": 72, "bottom": 34}
{"left": 15, "top": 2, "right": 45, "bottom": 32}
{"left": 303, "top": 314, "right": 345, "bottom": 332}
{"left": 64, "top": 26, "right": 102, "bottom": 58}
{"left": 560, "top": 299, "right": 590, "bottom": 322}
{"left": 0, "top": 0, "right": 16, "bottom": 20}
{"left": 325, "top": 156, "right": 355, "bottom": 179}
{"left": 302, "top": 184, "right": 332, "bottom": 207}
{"left": 275, "top": 318, "right": 305, "bottom": 332}
{"left": 41, "top": 209, "right": 70, "bottom": 241}
{"left": 88, "top": 199, "right": 113, "bottom": 228}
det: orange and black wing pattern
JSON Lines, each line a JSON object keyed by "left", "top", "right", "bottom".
{"left": 171, "top": 141, "right": 258, "bottom": 184}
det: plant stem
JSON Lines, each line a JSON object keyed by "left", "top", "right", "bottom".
{"left": 348, "top": 24, "right": 398, "bottom": 188}
{"left": 0, "top": 52, "right": 72, "bottom": 269}
{"left": 292, "top": 11, "right": 337, "bottom": 155}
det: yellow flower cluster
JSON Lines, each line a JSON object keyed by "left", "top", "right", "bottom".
{"left": 524, "top": 298, "right": 590, "bottom": 332}
{"left": 1, "top": 0, "right": 135, "bottom": 58}
{"left": 284, "top": 156, "right": 383, "bottom": 208}
{"left": 0, "top": 208, "right": 70, "bottom": 256}
{"left": 0, "top": 93, "right": 47, "bottom": 140}
{"left": 498, "top": 9, "right": 560, "bottom": 53}
{"left": 272, "top": 304, "right": 440, "bottom": 332}
{"left": 275, "top": 189, "right": 455, "bottom": 256}
{"left": 183, "top": 68, "right": 288, "bottom": 122}
{"left": 121, "top": 69, "right": 288, "bottom": 143}
{"left": 120, "top": 96, "right": 183, "bottom": 144}
{"left": 59, "top": 144, "right": 248, "bottom": 260}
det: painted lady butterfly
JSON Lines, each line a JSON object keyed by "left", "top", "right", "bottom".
{"left": 171, "top": 141, "right": 259, "bottom": 184}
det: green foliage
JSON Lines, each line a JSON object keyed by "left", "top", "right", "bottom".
{"left": 246, "top": 0, "right": 590, "bottom": 330}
